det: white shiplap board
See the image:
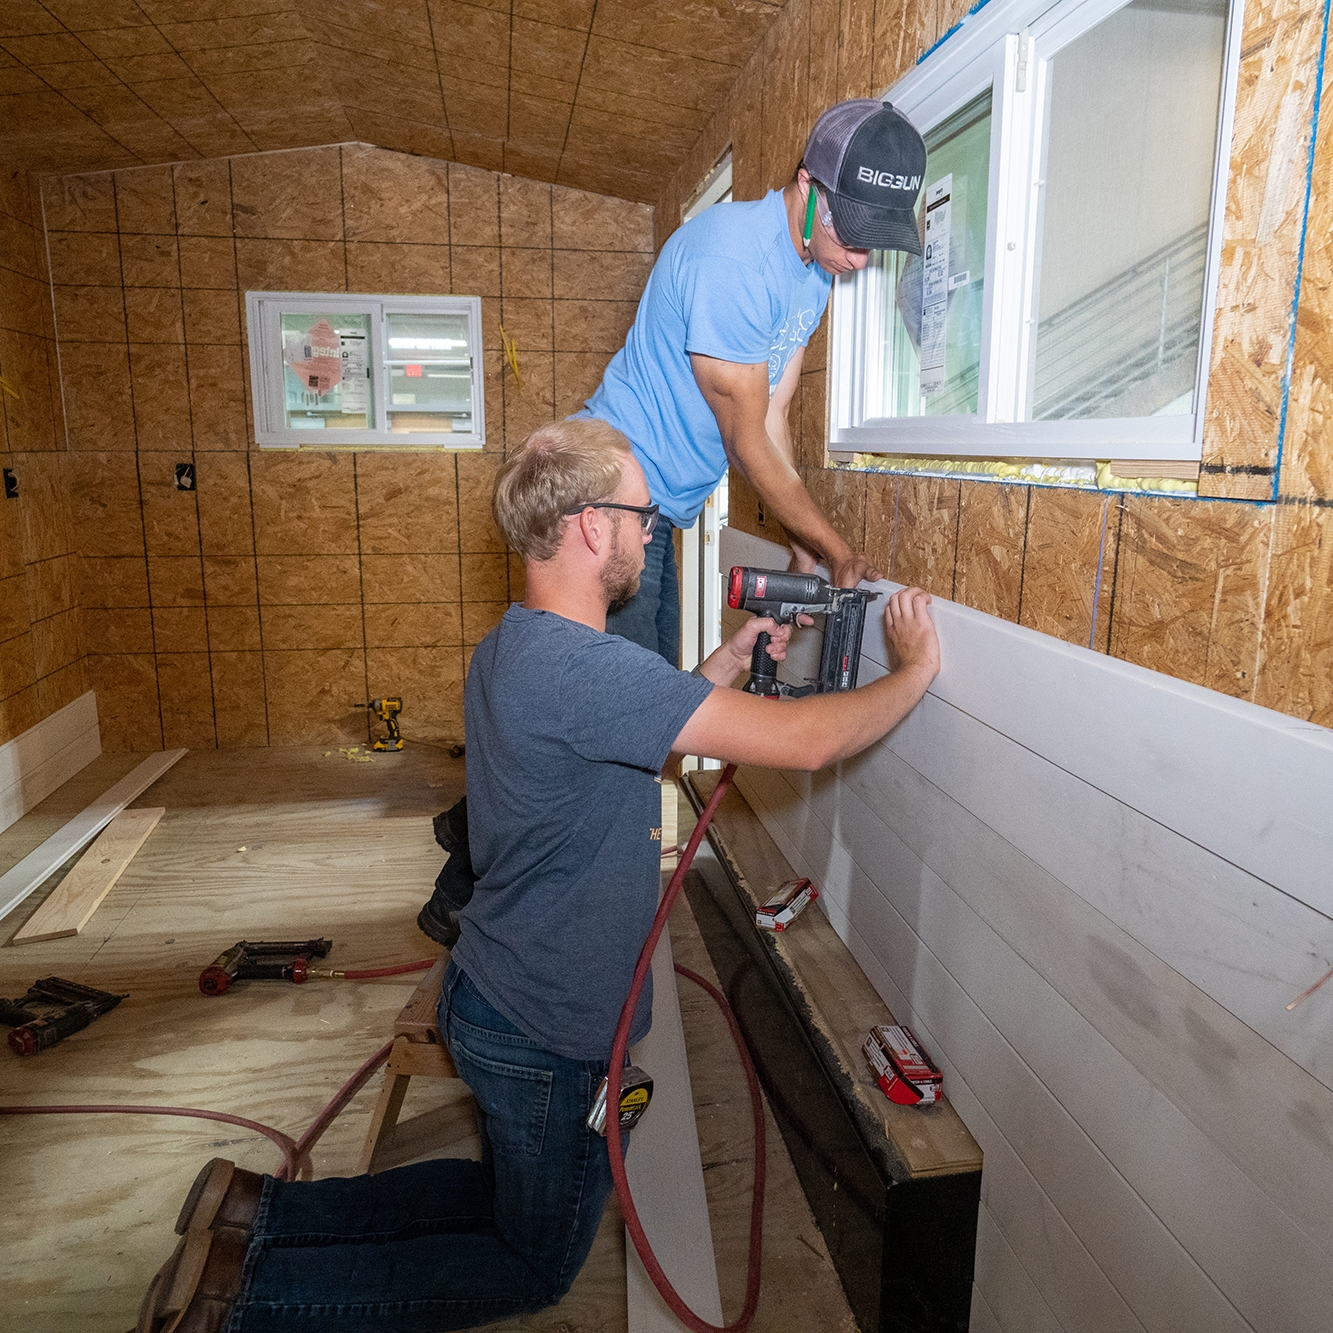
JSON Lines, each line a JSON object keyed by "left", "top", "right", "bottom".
{"left": 0, "top": 690, "right": 100, "bottom": 836}
{"left": 626, "top": 920, "right": 724, "bottom": 1331}
{"left": 718, "top": 526, "right": 1333, "bottom": 1333}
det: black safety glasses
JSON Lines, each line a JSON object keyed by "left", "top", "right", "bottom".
{"left": 565, "top": 501, "right": 660, "bottom": 538}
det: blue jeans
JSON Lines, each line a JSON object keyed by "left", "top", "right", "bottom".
{"left": 227, "top": 965, "right": 616, "bottom": 1332}
{"left": 606, "top": 519, "right": 680, "bottom": 665}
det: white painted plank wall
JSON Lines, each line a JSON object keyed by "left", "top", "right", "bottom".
{"left": 0, "top": 690, "right": 100, "bottom": 835}
{"left": 719, "top": 526, "right": 1333, "bottom": 1333}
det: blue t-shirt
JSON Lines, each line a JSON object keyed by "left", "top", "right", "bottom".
{"left": 583, "top": 189, "right": 833, "bottom": 527}
{"left": 451, "top": 605, "right": 714, "bottom": 1062}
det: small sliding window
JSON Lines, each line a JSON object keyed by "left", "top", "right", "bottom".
{"left": 829, "top": 0, "right": 1240, "bottom": 465}
{"left": 247, "top": 292, "right": 485, "bottom": 449}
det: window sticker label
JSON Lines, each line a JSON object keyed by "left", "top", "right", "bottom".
{"left": 338, "top": 329, "right": 367, "bottom": 413}
{"left": 920, "top": 174, "right": 952, "bottom": 396}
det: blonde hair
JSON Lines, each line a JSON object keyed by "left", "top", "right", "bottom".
{"left": 493, "top": 418, "right": 635, "bottom": 561}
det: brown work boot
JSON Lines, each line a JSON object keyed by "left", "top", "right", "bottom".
{"left": 136, "top": 1227, "right": 246, "bottom": 1333}
{"left": 175, "top": 1158, "right": 264, "bottom": 1237}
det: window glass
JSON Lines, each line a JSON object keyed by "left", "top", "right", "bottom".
{"left": 1029, "top": 0, "right": 1227, "bottom": 420}
{"left": 870, "top": 91, "right": 992, "bottom": 419}
{"left": 385, "top": 311, "right": 475, "bottom": 435}
{"left": 281, "top": 311, "right": 373, "bottom": 429}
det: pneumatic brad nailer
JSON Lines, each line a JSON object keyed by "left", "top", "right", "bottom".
{"left": 727, "top": 566, "right": 880, "bottom": 698}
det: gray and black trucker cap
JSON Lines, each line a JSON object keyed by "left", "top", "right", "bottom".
{"left": 803, "top": 99, "right": 926, "bottom": 254}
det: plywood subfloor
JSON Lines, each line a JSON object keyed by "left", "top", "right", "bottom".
{"left": 0, "top": 751, "right": 853, "bottom": 1333}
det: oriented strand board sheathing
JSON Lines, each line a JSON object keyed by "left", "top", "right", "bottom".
{"left": 889, "top": 475, "right": 961, "bottom": 595}
{"left": 798, "top": 370, "right": 828, "bottom": 468}
{"left": 953, "top": 481, "right": 1029, "bottom": 623}
{"left": 1278, "top": 71, "right": 1333, "bottom": 501}
{"left": 862, "top": 473, "right": 899, "bottom": 580}
{"left": 873, "top": 0, "right": 937, "bottom": 91}
{"left": 1019, "top": 488, "right": 1120, "bottom": 652}
{"left": 53, "top": 145, "right": 653, "bottom": 750}
{"left": 806, "top": 467, "right": 867, "bottom": 553}
{"left": 1199, "top": 0, "right": 1325, "bottom": 496}
{"left": 1256, "top": 504, "right": 1333, "bottom": 724}
{"left": 730, "top": 57, "right": 768, "bottom": 202}
{"left": 1109, "top": 497, "right": 1274, "bottom": 698}
{"left": 760, "top": 0, "right": 811, "bottom": 192}
{"left": 809, "top": 0, "right": 841, "bottom": 115}
{"left": 836, "top": 0, "right": 877, "bottom": 101}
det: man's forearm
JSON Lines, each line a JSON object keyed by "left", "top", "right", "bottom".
{"left": 675, "top": 660, "right": 936, "bottom": 772}
{"left": 736, "top": 453, "right": 852, "bottom": 567}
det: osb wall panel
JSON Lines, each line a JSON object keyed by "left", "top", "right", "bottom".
{"left": 1200, "top": 0, "right": 1327, "bottom": 498}
{"left": 0, "top": 165, "right": 86, "bottom": 749}
{"left": 46, "top": 144, "right": 653, "bottom": 752}
{"left": 655, "top": 0, "right": 1333, "bottom": 727}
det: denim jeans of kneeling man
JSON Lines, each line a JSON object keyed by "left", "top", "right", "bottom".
{"left": 225, "top": 963, "right": 617, "bottom": 1332}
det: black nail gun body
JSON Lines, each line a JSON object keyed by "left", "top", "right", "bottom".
{"left": 0, "top": 976, "right": 126, "bottom": 1056}
{"left": 727, "top": 566, "right": 880, "bottom": 698}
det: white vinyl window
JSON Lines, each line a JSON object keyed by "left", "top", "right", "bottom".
{"left": 830, "top": 0, "right": 1240, "bottom": 463}
{"left": 246, "top": 292, "right": 485, "bottom": 448}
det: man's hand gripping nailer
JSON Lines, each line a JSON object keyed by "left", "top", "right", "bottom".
{"left": 727, "top": 566, "right": 881, "bottom": 698}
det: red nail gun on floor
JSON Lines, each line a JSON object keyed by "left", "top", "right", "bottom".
{"left": 199, "top": 939, "right": 333, "bottom": 995}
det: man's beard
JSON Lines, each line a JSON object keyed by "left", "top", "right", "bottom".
{"left": 601, "top": 526, "right": 642, "bottom": 616}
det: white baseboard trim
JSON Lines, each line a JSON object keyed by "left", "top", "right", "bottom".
{"left": 0, "top": 690, "right": 101, "bottom": 837}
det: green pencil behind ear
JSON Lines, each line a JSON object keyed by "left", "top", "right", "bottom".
{"left": 803, "top": 183, "right": 818, "bottom": 245}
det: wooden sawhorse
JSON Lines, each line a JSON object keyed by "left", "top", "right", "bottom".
{"left": 358, "top": 954, "right": 471, "bottom": 1174}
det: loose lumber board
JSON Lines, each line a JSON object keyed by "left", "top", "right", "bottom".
{"left": 0, "top": 750, "right": 186, "bottom": 922}
{"left": 11, "top": 807, "right": 164, "bottom": 943}
{"left": 626, "top": 917, "right": 724, "bottom": 1331}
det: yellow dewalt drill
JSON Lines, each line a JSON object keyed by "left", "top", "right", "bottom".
{"left": 364, "top": 697, "right": 404, "bottom": 751}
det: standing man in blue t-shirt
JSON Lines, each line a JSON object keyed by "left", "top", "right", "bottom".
{"left": 583, "top": 99, "right": 927, "bottom": 662}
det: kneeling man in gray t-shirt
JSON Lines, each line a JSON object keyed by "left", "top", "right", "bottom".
{"left": 133, "top": 416, "right": 941, "bottom": 1333}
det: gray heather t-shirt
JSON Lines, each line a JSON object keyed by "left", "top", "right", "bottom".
{"left": 450, "top": 604, "right": 714, "bottom": 1062}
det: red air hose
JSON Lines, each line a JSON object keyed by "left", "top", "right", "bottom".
{"left": 609, "top": 761, "right": 767, "bottom": 1333}
{"left": 319, "top": 960, "right": 436, "bottom": 979}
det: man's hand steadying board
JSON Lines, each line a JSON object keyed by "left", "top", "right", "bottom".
{"left": 830, "top": 549, "right": 882, "bottom": 590}
{"left": 884, "top": 587, "right": 939, "bottom": 685}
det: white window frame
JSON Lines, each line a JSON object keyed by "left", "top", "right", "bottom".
{"left": 829, "top": 0, "right": 1244, "bottom": 462}
{"left": 247, "top": 291, "right": 486, "bottom": 449}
